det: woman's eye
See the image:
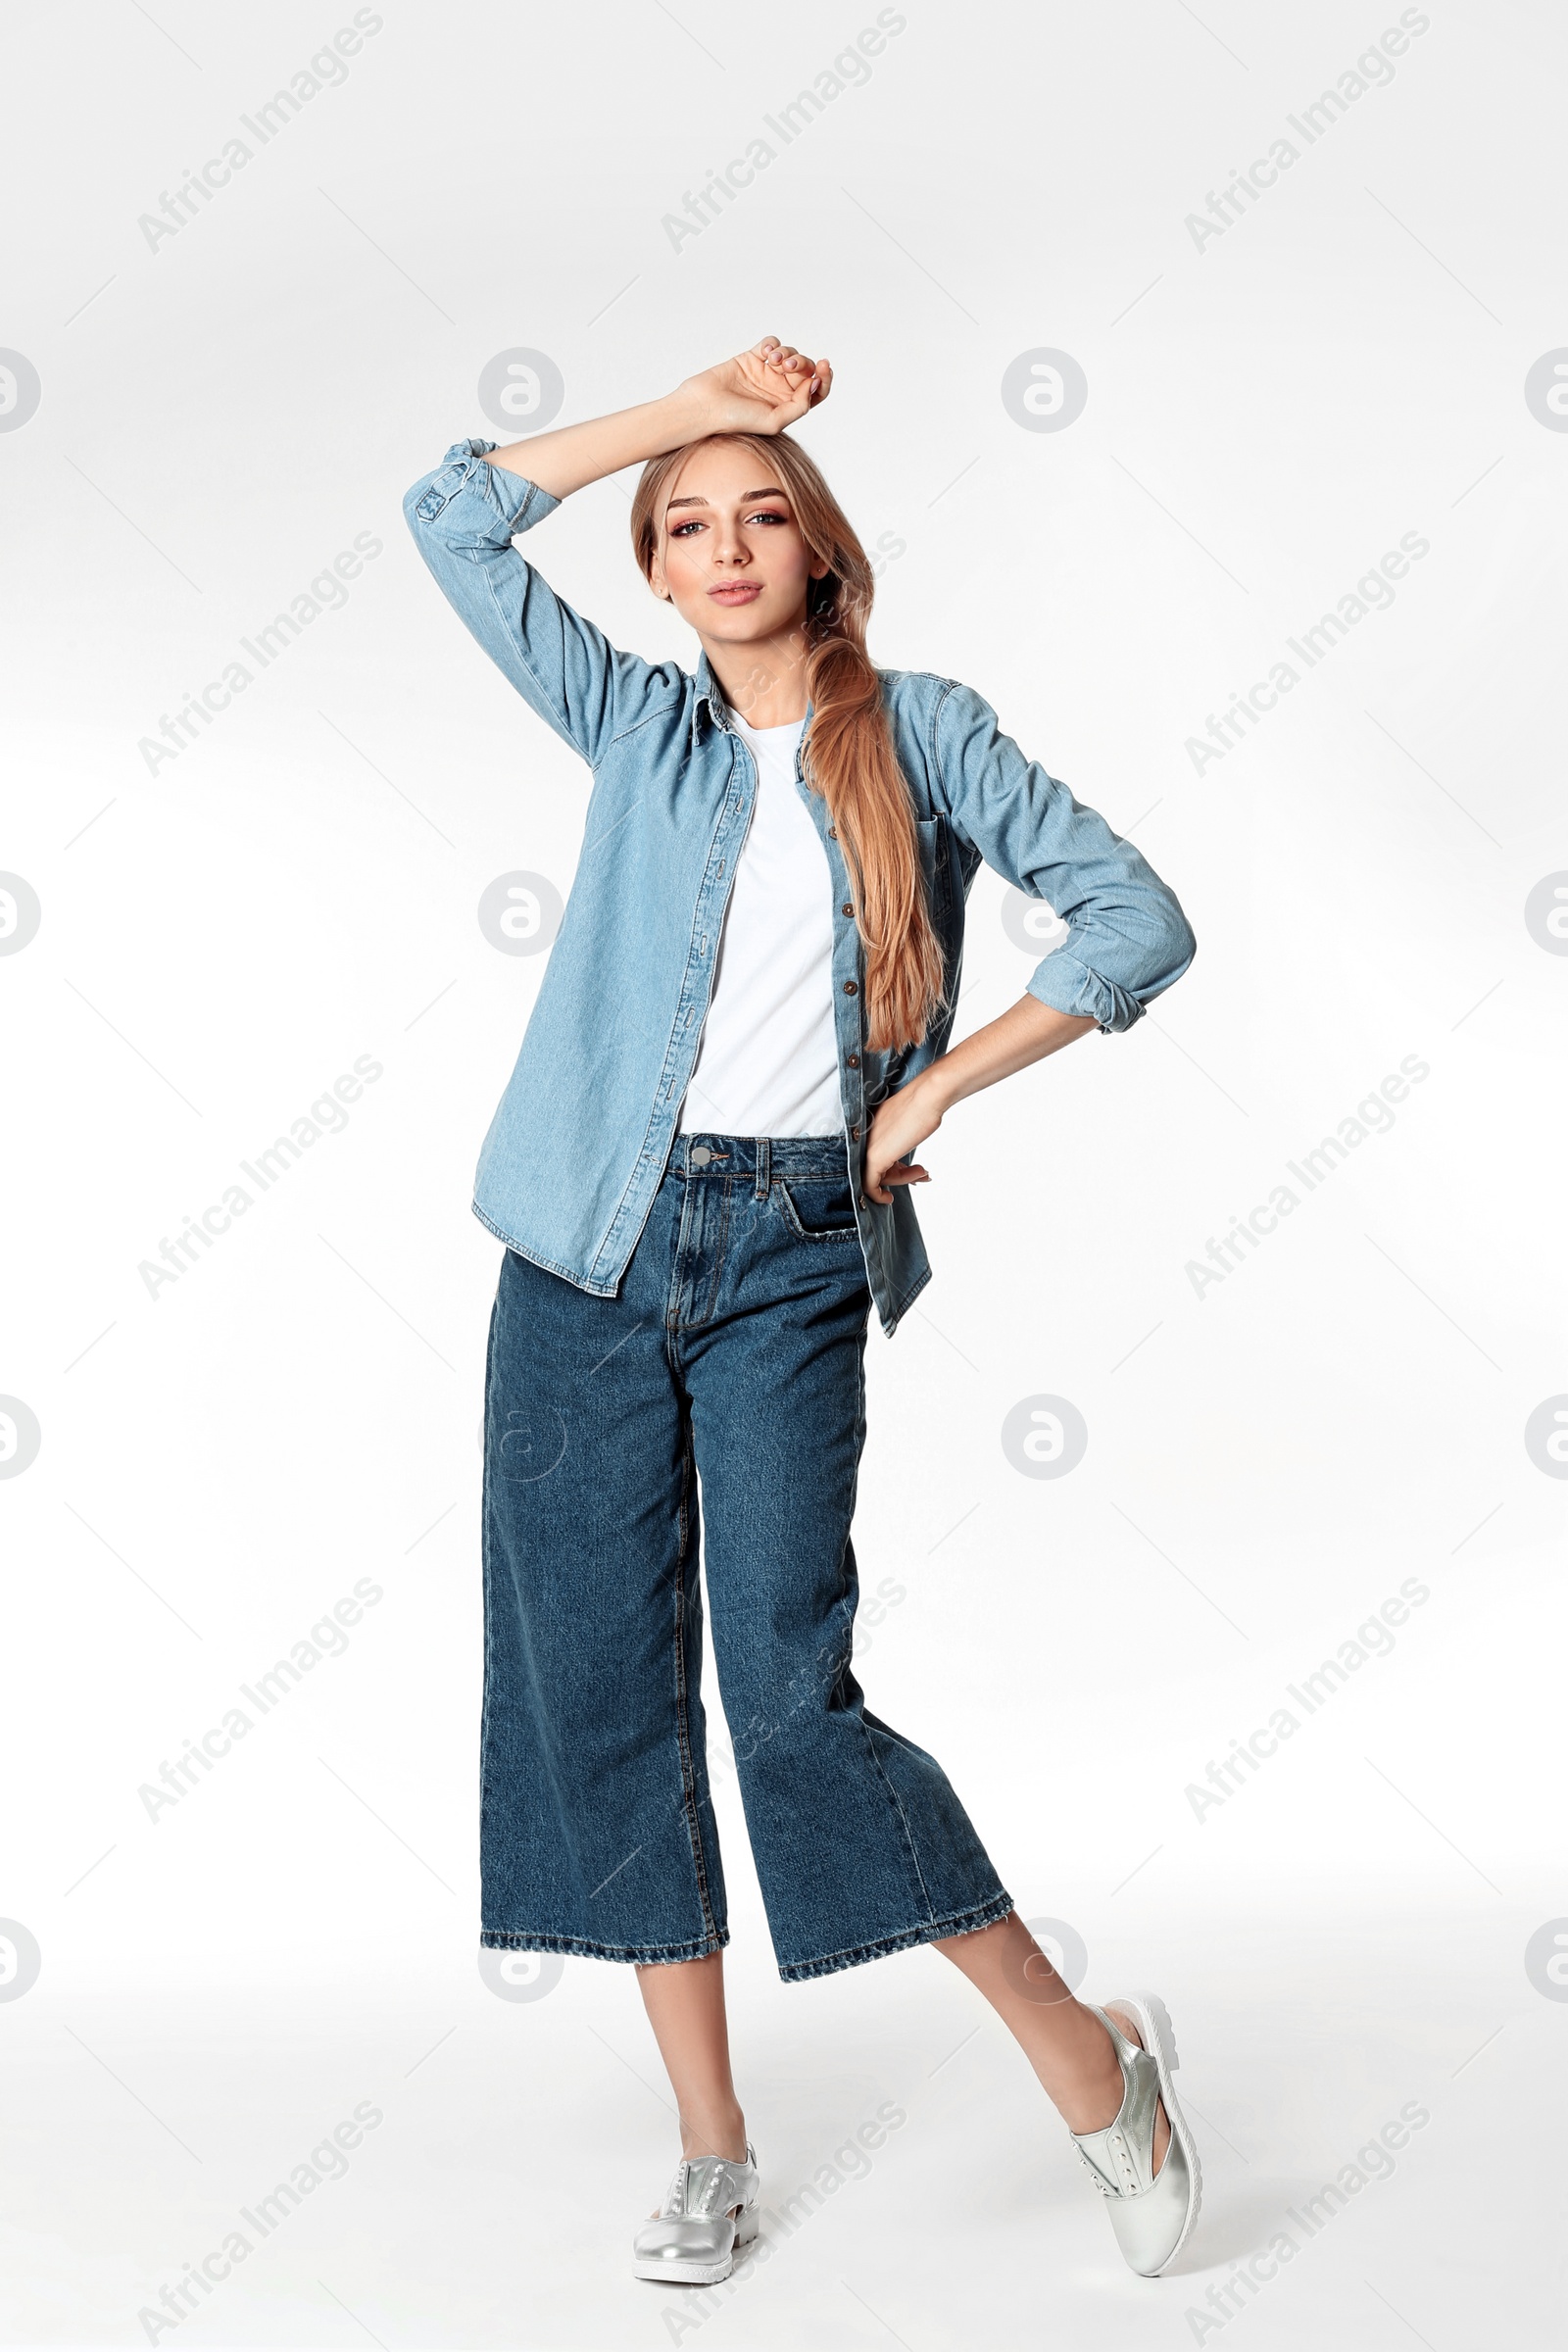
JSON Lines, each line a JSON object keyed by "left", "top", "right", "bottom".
{"left": 670, "top": 511, "right": 785, "bottom": 536}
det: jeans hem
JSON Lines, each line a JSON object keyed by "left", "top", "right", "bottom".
{"left": 479, "top": 1926, "right": 730, "bottom": 1964}
{"left": 775, "top": 1886, "right": 1015, "bottom": 1982}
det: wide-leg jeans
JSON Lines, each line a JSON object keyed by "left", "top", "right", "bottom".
{"left": 479, "top": 1131, "right": 1012, "bottom": 1982}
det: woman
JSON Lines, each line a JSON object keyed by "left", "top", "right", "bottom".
{"left": 403, "top": 337, "right": 1201, "bottom": 2285}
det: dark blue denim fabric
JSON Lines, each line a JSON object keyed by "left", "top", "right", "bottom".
{"left": 480, "top": 1131, "right": 1013, "bottom": 1982}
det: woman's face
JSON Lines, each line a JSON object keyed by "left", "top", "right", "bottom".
{"left": 648, "top": 439, "right": 829, "bottom": 650}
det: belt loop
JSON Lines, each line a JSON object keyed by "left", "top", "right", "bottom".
{"left": 755, "top": 1136, "right": 770, "bottom": 1200}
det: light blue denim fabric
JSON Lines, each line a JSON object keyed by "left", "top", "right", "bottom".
{"left": 403, "top": 438, "right": 1197, "bottom": 1336}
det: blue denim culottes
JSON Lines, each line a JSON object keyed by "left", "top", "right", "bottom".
{"left": 479, "top": 1132, "right": 1013, "bottom": 1982}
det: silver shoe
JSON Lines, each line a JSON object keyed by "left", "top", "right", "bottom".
{"left": 1070, "top": 1992, "right": 1201, "bottom": 2276}
{"left": 632, "top": 2142, "right": 760, "bottom": 2286}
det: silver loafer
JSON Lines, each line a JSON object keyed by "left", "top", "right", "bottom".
{"left": 1070, "top": 1992, "right": 1201, "bottom": 2276}
{"left": 632, "top": 2142, "right": 760, "bottom": 2285}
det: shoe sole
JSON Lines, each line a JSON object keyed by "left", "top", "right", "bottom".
{"left": 1116, "top": 1988, "right": 1203, "bottom": 2274}
{"left": 633, "top": 2207, "right": 760, "bottom": 2286}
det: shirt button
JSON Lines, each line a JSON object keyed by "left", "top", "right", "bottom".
{"left": 841, "top": 902, "right": 854, "bottom": 917}
{"left": 851, "top": 1123, "right": 860, "bottom": 1140}
{"left": 828, "top": 825, "right": 838, "bottom": 839}
{"left": 843, "top": 980, "right": 858, "bottom": 995}
{"left": 847, "top": 1054, "right": 859, "bottom": 1068}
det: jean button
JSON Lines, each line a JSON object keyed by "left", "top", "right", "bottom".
{"left": 690, "top": 1145, "right": 711, "bottom": 1166}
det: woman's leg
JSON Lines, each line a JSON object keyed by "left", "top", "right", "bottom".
{"left": 480, "top": 1228, "right": 728, "bottom": 1966}
{"left": 933, "top": 1912, "right": 1170, "bottom": 2168}
{"left": 634, "top": 1951, "right": 749, "bottom": 2163}
{"left": 677, "top": 1141, "right": 1013, "bottom": 1981}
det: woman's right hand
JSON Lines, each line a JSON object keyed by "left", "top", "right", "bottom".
{"left": 675, "top": 338, "right": 834, "bottom": 437}
{"left": 484, "top": 339, "right": 833, "bottom": 504}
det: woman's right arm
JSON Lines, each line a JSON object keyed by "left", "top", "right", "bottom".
{"left": 402, "top": 339, "right": 831, "bottom": 767}
{"left": 402, "top": 442, "right": 655, "bottom": 767}
{"left": 485, "top": 337, "right": 829, "bottom": 496}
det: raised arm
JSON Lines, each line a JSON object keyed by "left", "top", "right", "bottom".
{"left": 485, "top": 337, "right": 833, "bottom": 496}
{"left": 402, "top": 339, "right": 833, "bottom": 766}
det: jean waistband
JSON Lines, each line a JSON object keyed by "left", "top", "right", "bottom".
{"left": 668, "top": 1132, "right": 852, "bottom": 1181}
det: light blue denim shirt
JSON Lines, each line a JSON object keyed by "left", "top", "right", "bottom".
{"left": 404, "top": 438, "right": 1197, "bottom": 1336}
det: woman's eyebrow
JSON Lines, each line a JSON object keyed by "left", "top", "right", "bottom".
{"left": 664, "top": 488, "right": 790, "bottom": 513}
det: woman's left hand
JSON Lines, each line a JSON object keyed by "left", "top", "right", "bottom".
{"left": 860, "top": 1075, "right": 942, "bottom": 1207}
{"left": 858, "top": 1000, "right": 1098, "bottom": 1209}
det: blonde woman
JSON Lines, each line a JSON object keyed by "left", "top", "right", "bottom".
{"left": 404, "top": 338, "right": 1201, "bottom": 2285}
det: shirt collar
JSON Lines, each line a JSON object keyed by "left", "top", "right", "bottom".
{"left": 689, "top": 649, "right": 817, "bottom": 752}
{"left": 690, "top": 648, "right": 732, "bottom": 751}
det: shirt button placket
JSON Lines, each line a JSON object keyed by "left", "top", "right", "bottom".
{"left": 827, "top": 819, "right": 868, "bottom": 1202}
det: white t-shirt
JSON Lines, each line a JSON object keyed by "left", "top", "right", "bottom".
{"left": 676, "top": 714, "right": 844, "bottom": 1138}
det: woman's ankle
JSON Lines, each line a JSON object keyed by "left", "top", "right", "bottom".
{"left": 1035, "top": 2006, "right": 1127, "bottom": 2133}
{"left": 679, "top": 2106, "right": 748, "bottom": 2164}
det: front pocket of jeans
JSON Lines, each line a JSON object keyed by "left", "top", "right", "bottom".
{"left": 775, "top": 1177, "right": 860, "bottom": 1241}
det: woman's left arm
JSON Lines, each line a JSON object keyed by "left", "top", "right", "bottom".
{"left": 861, "top": 998, "right": 1096, "bottom": 1204}
{"left": 861, "top": 678, "right": 1197, "bottom": 1205}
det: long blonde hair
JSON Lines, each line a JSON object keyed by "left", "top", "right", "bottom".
{"left": 630, "top": 432, "right": 946, "bottom": 1054}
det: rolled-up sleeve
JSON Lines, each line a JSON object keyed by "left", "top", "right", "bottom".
{"left": 933, "top": 679, "right": 1196, "bottom": 1031}
{"left": 402, "top": 438, "right": 662, "bottom": 769}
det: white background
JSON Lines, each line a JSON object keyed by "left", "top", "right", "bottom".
{"left": 3, "top": 1, "right": 1564, "bottom": 2344}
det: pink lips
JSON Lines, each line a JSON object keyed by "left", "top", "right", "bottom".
{"left": 708, "top": 582, "right": 761, "bottom": 603}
